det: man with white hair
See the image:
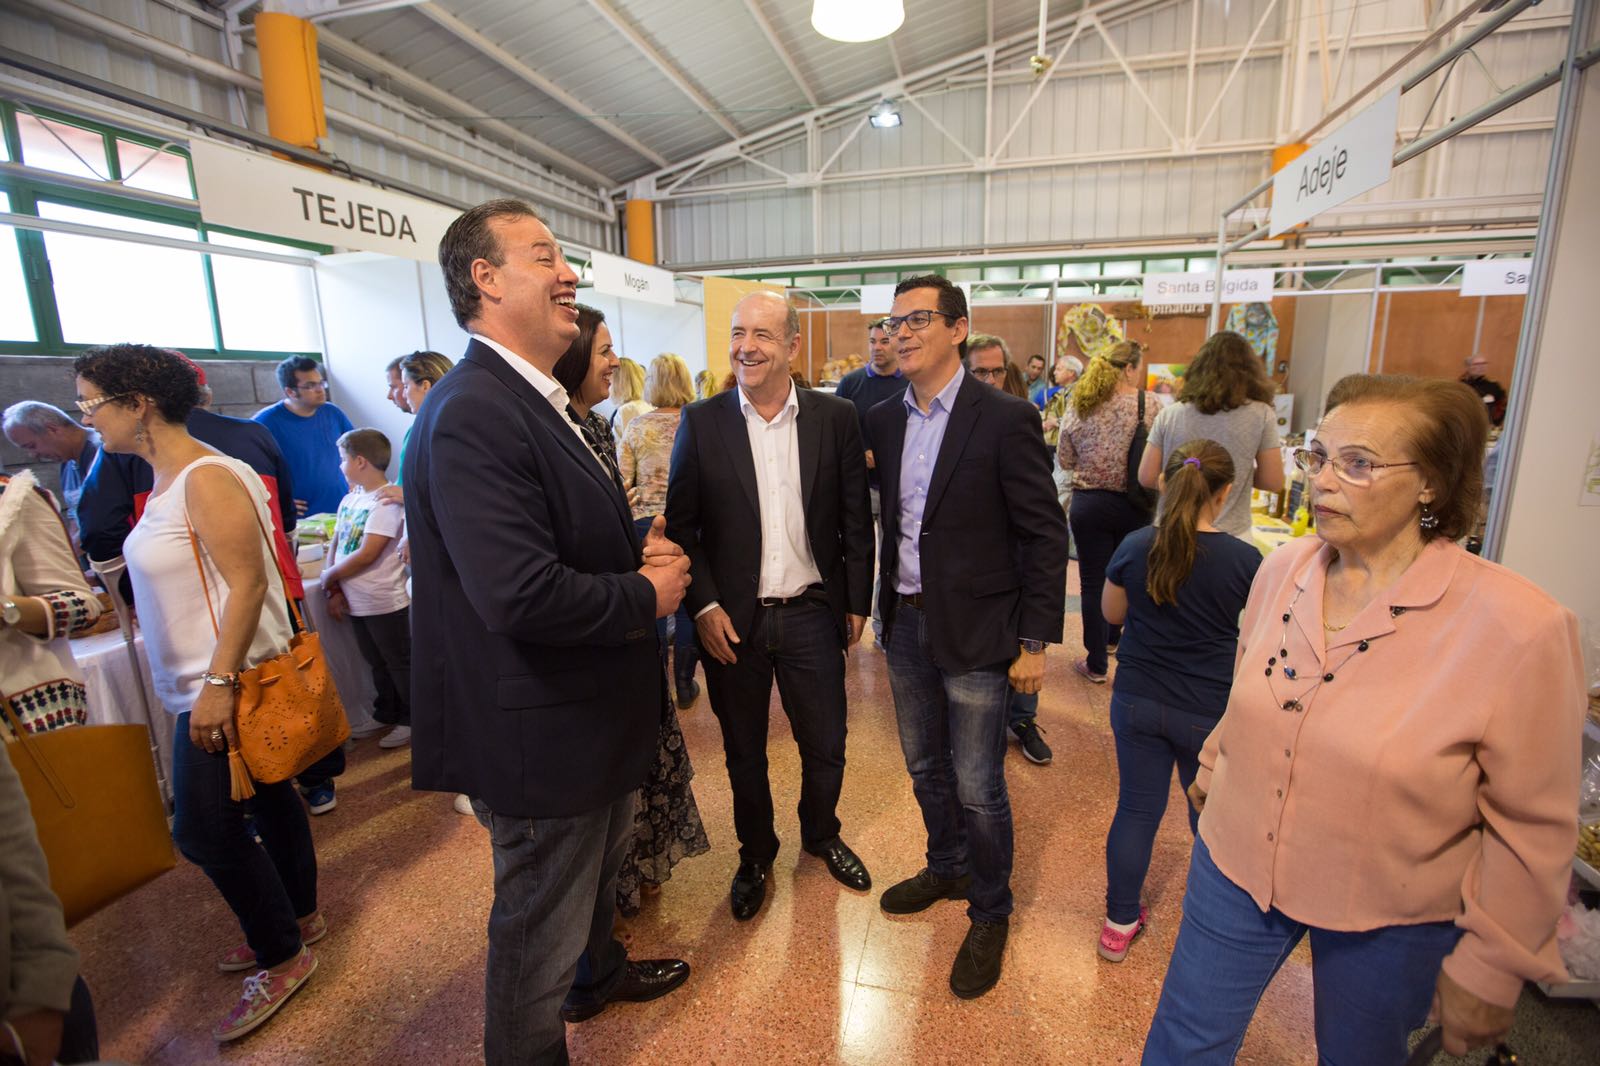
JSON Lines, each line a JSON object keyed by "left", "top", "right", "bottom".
{"left": 1459, "top": 354, "right": 1507, "bottom": 427}
{"left": 2, "top": 401, "right": 98, "bottom": 536}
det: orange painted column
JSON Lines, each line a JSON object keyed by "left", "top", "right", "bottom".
{"left": 624, "top": 199, "right": 656, "bottom": 264}
{"left": 255, "top": 12, "right": 327, "bottom": 152}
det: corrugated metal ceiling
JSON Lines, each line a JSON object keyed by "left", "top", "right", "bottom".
{"left": 283, "top": 0, "right": 1090, "bottom": 188}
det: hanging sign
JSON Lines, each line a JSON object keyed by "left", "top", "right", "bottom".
{"left": 1269, "top": 88, "right": 1400, "bottom": 237}
{"left": 591, "top": 250, "right": 676, "bottom": 307}
{"left": 1460, "top": 259, "right": 1531, "bottom": 296}
{"left": 860, "top": 284, "right": 896, "bottom": 316}
{"left": 1142, "top": 269, "right": 1274, "bottom": 306}
{"left": 190, "top": 139, "right": 460, "bottom": 263}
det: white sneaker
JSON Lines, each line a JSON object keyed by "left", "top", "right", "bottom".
{"left": 378, "top": 725, "right": 412, "bottom": 749}
{"left": 348, "top": 722, "right": 387, "bottom": 739}
{"left": 453, "top": 794, "right": 474, "bottom": 816}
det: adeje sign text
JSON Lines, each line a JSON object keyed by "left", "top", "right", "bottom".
{"left": 190, "top": 139, "right": 460, "bottom": 263}
{"left": 1269, "top": 88, "right": 1400, "bottom": 237}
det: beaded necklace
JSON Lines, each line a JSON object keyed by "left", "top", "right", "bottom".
{"left": 1263, "top": 585, "right": 1406, "bottom": 713}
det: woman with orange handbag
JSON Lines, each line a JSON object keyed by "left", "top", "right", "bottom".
{"left": 74, "top": 344, "right": 322, "bottom": 1044}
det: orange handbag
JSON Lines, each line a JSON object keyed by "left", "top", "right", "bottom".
{"left": 187, "top": 472, "right": 349, "bottom": 801}
{"left": 2, "top": 695, "right": 176, "bottom": 926}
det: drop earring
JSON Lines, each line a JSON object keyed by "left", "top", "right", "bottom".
{"left": 1419, "top": 500, "right": 1438, "bottom": 531}
{"left": 134, "top": 421, "right": 148, "bottom": 446}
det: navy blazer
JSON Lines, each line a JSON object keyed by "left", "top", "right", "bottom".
{"left": 865, "top": 371, "right": 1068, "bottom": 673}
{"left": 665, "top": 387, "right": 873, "bottom": 647}
{"left": 404, "top": 339, "right": 661, "bottom": 819}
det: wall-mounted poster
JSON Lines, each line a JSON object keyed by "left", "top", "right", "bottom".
{"left": 1147, "top": 363, "right": 1186, "bottom": 407}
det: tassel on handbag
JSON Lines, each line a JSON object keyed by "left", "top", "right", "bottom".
{"left": 186, "top": 463, "right": 349, "bottom": 800}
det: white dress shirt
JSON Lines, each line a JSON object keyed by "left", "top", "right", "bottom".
{"left": 472, "top": 333, "right": 602, "bottom": 471}
{"left": 696, "top": 383, "right": 822, "bottom": 619}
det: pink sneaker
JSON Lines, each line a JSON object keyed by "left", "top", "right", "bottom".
{"left": 1074, "top": 658, "right": 1108, "bottom": 684}
{"left": 214, "top": 945, "right": 317, "bottom": 1042}
{"left": 1097, "top": 908, "right": 1148, "bottom": 962}
{"left": 218, "top": 912, "right": 327, "bottom": 973}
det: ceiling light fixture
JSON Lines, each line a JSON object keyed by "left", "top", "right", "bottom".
{"left": 811, "top": 0, "right": 905, "bottom": 44}
{"left": 868, "top": 100, "right": 902, "bottom": 128}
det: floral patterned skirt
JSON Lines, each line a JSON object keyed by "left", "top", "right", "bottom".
{"left": 615, "top": 692, "right": 710, "bottom": 917}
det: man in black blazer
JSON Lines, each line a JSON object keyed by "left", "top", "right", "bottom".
{"left": 405, "top": 199, "right": 692, "bottom": 1065}
{"left": 666, "top": 290, "right": 874, "bottom": 921}
{"left": 865, "top": 274, "right": 1068, "bottom": 1000}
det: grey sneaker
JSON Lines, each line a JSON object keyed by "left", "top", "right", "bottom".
{"left": 1012, "top": 721, "right": 1053, "bottom": 765}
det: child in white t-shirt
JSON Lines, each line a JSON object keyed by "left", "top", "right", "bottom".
{"left": 323, "top": 428, "right": 412, "bottom": 750}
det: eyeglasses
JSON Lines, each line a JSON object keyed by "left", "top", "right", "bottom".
{"left": 1292, "top": 447, "right": 1418, "bottom": 486}
{"left": 884, "top": 309, "right": 961, "bottom": 333}
{"left": 75, "top": 394, "right": 125, "bottom": 416}
{"left": 970, "top": 366, "right": 1007, "bottom": 380}
{"left": 292, "top": 381, "right": 328, "bottom": 393}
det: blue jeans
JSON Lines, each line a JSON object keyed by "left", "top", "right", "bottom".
{"left": 884, "top": 602, "right": 1014, "bottom": 923}
{"left": 473, "top": 790, "right": 635, "bottom": 1066}
{"left": 1007, "top": 687, "right": 1037, "bottom": 729}
{"left": 171, "top": 712, "right": 317, "bottom": 970}
{"left": 635, "top": 516, "right": 698, "bottom": 684}
{"left": 1143, "top": 837, "right": 1461, "bottom": 1066}
{"left": 1105, "top": 692, "right": 1215, "bottom": 923}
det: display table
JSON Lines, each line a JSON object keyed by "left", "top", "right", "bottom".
{"left": 70, "top": 627, "right": 175, "bottom": 798}
{"left": 1250, "top": 514, "right": 1300, "bottom": 555}
{"left": 301, "top": 576, "right": 380, "bottom": 736}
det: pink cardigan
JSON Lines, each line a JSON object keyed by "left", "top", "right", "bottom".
{"left": 1197, "top": 536, "right": 1584, "bottom": 1007}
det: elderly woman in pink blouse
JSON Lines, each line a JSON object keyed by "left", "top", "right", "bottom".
{"left": 1143, "top": 374, "right": 1584, "bottom": 1064}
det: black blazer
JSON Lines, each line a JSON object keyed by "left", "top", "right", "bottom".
{"left": 404, "top": 339, "right": 660, "bottom": 819}
{"left": 665, "top": 387, "right": 873, "bottom": 647}
{"left": 865, "top": 371, "right": 1069, "bottom": 673}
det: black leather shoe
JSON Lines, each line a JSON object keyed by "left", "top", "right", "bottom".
{"left": 675, "top": 677, "right": 700, "bottom": 709}
{"left": 560, "top": 958, "right": 690, "bottom": 1022}
{"left": 730, "top": 861, "right": 769, "bottom": 921}
{"left": 806, "top": 839, "right": 871, "bottom": 891}
{"left": 879, "top": 867, "right": 971, "bottom": 915}
{"left": 949, "top": 919, "right": 1008, "bottom": 999}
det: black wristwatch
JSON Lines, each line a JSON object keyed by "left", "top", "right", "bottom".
{"left": 1019, "top": 639, "right": 1046, "bottom": 655}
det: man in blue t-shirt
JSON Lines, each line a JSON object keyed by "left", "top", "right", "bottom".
{"left": 253, "top": 356, "right": 355, "bottom": 517}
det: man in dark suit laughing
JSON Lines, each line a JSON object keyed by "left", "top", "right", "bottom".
{"left": 666, "top": 291, "right": 875, "bottom": 922}
{"left": 405, "top": 199, "right": 692, "bottom": 1065}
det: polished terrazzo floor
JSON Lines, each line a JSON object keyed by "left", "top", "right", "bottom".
{"left": 74, "top": 564, "right": 1600, "bottom": 1064}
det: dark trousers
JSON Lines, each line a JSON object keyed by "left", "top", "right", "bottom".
{"left": 472, "top": 790, "right": 635, "bottom": 1066}
{"left": 702, "top": 598, "right": 848, "bottom": 863}
{"left": 884, "top": 602, "right": 1015, "bottom": 924}
{"left": 634, "top": 517, "right": 698, "bottom": 690}
{"left": 1069, "top": 489, "right": 1151, "bottom": 674}
{"left": 1104, "top": 691, "right": 1217, "bottom": 924}
{"left": 351, "top": 606, "right": 412, "bottom": 727}
{"left": 172, "top": 711, "right": 318, "bottom": 969}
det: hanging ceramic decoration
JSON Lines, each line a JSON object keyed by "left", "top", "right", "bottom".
{"left": 1225, "top": 302, "right": 1279, "bottom": 364}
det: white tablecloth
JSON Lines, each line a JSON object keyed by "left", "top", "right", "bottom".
{"left": 70, "top": 627, "right": 175, "bottom": 798}
{"left": 302, "top": 576, "right": 380, "bottom": 735}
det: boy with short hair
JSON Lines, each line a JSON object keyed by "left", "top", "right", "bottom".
{"left": 324, "top": 428, "right": 412, "bottom": 753}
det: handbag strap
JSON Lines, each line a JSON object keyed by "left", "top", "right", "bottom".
{"left": 182, "top": 459, "right": 307, "bottom": 640}
{"left": 0, "top": 692, "right": 74, "bottom": 808}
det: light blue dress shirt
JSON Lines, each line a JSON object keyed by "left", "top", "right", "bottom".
{"left": 895, "top": 366, "right": 966, "bottom": 595}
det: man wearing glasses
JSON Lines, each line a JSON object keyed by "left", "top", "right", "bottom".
{"left": 253, "top": 355, "right": 355, "bottom": 517}
{"left": 866, "top": 275, "right": 1067, "bottom": 999}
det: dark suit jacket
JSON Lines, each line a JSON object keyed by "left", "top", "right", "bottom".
{"left": 865, "top": 371, "right": 1068, "bottom": 673}
{"left": 665, "top": 387, "right": 873, "bottom": 648}
{"left": 404, "top": 339, "right": 660, "bottom": 819}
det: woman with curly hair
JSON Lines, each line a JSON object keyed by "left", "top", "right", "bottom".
{"left": 74, "top": 343, "right": 321, "bottom": 1043}
{"left": 1056, "top": 341, "right": 1157, "bottom": 684}
{"left": 1138, "top": 331, "right": 1284, "bottom": 539}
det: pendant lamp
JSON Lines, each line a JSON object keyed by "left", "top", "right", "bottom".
{"left": 811, "top": 0, "right": 905, "bottom": 44}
